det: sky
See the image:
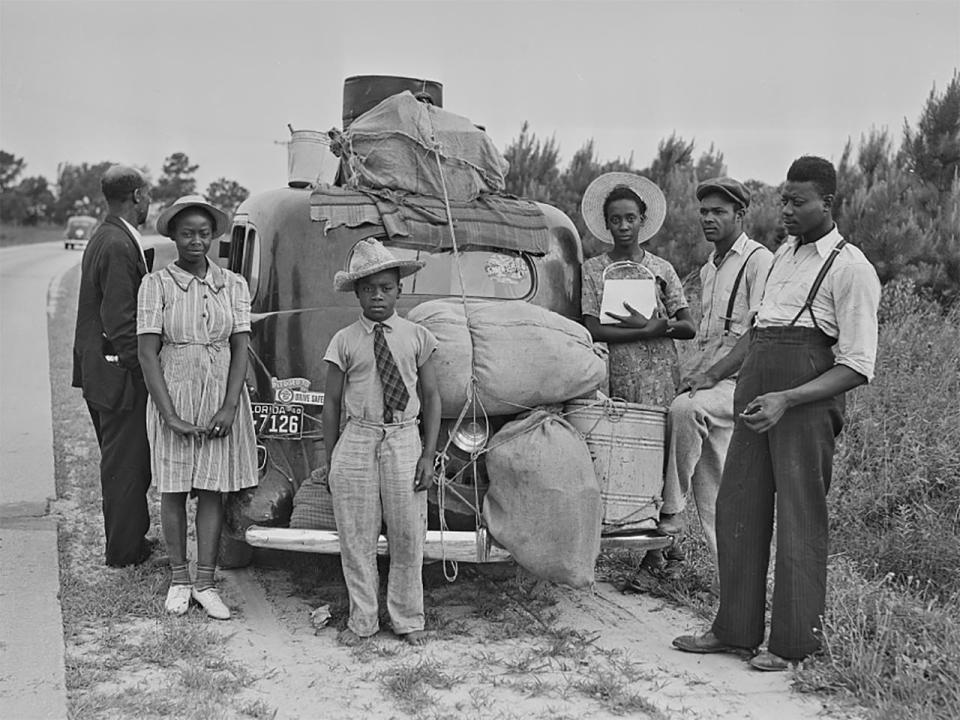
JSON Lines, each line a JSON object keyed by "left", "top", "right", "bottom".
{"left": 2, "top": 0, "right": 958, "bottom": 197}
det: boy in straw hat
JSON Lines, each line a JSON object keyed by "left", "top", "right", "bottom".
{"left": 322, "top": 238, "right": 441, "bottom": 646}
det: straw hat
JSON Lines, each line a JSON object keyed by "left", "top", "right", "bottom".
{"left": 156, "top": 195, "right": 229, "bottom": 238}
{"left": 334, "top": 238, "right": 426, "bottom": 292}
{"left": 581, "top": 172, "right": 667, "bottom": 244}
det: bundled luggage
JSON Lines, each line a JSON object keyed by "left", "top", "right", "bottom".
{"left": 482, "top": 410, "right": 602, "bottom": 588}
{"left": 338, "top": 91, "right": 509, "bottom": 202}
{"left": 407, "top": 298, "right": 606, "bottom": 417}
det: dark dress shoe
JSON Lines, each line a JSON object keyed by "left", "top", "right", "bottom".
{"left": 749, "top": 651, "right": 793, "bottom": 671}
{"left": 107, "top": 538, "right": 160, "bottom": 568}
{"left": 672, "top": 631, "right": 754, "bottom": 657}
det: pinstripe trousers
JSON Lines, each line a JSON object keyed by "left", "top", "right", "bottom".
{"left": 711, "top": 328, "right": 844, "bottom": 660}
{"left": 328, "top": 418, "right": 427, "bottom": 637}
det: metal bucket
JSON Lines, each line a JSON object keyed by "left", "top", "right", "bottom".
{"left": 287, "top": 129, "right": 333, "bottom": 188}
{"left": 342, "top": 75, "right": 443, "bottom": 129}
{"left": 563, "top": 398, "right": 665, "bottom": 533}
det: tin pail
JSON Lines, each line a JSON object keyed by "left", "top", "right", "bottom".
{"left": 287, "top": 129, "right": 332, "bottom": 188}
{"left": 563, "top": 398, "right": 665, "bottom": 533}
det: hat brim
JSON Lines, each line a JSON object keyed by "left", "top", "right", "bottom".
{"left": 334, "top": 259, "right": 426, "bottom": 292}
{"left": 156, "top": 196, "right": 230, "bottom": 239}
{"left": 580, "top": 173, "right": 666, "bottom": 245}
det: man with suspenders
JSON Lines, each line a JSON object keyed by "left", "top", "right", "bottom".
{"left": 673, "top": 156, "right": 881, "bottom": 671}
{"left": 664, "top": 178, "right": 772, "bottom": 570}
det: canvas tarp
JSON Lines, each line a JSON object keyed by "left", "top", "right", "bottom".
{"left": 339, "top": 91, "right": 509, "bottom": 201}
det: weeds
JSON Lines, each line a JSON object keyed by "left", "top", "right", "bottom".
{"left": 380, "top": 657, "right": 459, "bottom": 715}
{"left": 574, "top": 665, "right": 667, "bottom": 718}
{"left": 796, "top": 558, "right": 960, "bottom": 720}
{"left": 832, "top": 282, "right": 960, "bottom": 599}
{"left": 237, "top": 699, "right": 278, "bottom": 719}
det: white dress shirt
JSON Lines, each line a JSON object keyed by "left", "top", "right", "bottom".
{"left": 755, "top": 226, "right": 881, "bottom": 380}
{"left": 119, "top": 217, "right": 148, "bottom": 268}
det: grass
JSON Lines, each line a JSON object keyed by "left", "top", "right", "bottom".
{"left": 0, "top": 222, "right": 68, "bottom": 247}
{"left": 796, "top": 559, "right": 960, "bottom": 720}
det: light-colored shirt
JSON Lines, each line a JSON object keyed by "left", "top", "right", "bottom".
{"left": 137, "top": 261, "right": 251, "bottom": 338}
{"left": 755, "top": 226, "right": 881, "bottom": 380}
{"left": 323, "top": 312, "right": 438, "bottom": 423}
{"left": 119, "top": 217, "right": 148, "bottom": 269}
{"left": 686, "top": 233, "right": 773, "bottom": 377}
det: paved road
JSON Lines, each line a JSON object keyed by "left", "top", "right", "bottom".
{"left": 0, "top": 241, "right": 83, "bottom": 719}
{"left": 0, "top": 239, "right": 164, "bottom": 719}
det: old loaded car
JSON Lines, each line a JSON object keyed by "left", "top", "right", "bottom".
{"left": 219, "top": 76, "right": 670, "bottom": 566}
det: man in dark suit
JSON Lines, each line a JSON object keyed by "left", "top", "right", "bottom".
{"left": 72, "top": 165, "right": 156, "bottom": 567}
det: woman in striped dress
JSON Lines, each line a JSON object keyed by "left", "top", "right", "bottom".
{"left": 137, "top": 195, "right": 258, "bottom": 620}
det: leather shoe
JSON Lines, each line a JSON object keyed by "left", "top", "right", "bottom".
{"left": 672, "top": 631, "right": 753, "bottom": 657}
{"left": 749, "top": 651, "right": 793, "bottom": 672}
{"left": 135, "top": 537, "right": 168, "bottom": 566}
{"left": 107, "top": 538, "right": 165, "bottom": 568}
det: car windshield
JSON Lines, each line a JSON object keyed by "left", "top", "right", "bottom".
{"left": 386, "top": 245, "right": 533, "bottom": 299}
{"left": 67, "top": 218, "right": 95, "bottom": 231}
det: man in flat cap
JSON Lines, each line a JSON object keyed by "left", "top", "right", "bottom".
{"left": 664, "top": 178, "right": 772, "bottom": 578}
{"left": 72, "top": 165, "right": 156, "bottom": 567}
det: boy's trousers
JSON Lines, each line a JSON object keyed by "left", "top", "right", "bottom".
{"left": 665, "top": 377, "right": 737, "bottom": 565}
{"left": 711, "top": 327, "right": 844, "bottom": 660}
{"left": 329, "top": 417, "right": 427, "bottom": 637}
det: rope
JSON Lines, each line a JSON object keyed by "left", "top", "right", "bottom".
{"left": 423, "top": 105, "right": 639, "bottom": 573}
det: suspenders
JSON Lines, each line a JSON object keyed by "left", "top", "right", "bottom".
{"left": 722, "top": 246, "right": 763, "bottom": 335}
{"left": 789, "top": 238, "right": 848, "bottom": 330}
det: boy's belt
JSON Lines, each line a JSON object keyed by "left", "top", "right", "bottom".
{"left": 347, "top": 416, "right": 419, "bottom": 429}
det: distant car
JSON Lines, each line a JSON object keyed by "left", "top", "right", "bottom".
{"left": 64, "top": 215, "right": 98, "bottom": 250}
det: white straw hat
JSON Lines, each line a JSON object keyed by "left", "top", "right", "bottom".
{"left": 581, "top": 173, "right": 667, "bottom": 245}
{"left": 334, "top": 238, "right": 426, "bottom": 292}
{"left": 156, "top": 195, "right": 230, "bottom": 239}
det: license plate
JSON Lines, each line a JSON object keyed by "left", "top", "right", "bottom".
{"left": 251, "top": 403, "right": 303, "bottom": 439}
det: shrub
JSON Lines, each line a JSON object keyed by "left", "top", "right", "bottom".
{"left": 831, "top": 280, "right": 960, "bottom": 600}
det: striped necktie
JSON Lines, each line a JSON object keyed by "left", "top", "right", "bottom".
{"left": 373, "top": 323, "right": 409, "bottom": 423}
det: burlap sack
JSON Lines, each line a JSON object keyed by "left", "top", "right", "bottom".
{"left": 407, "top": 299, "right": 606, "bottom": 417}
{"left": 482, "top": 410, "right": 601, "bottom": 588}
{"left": 289, "top": 466, "right": 338, "bottom": 531}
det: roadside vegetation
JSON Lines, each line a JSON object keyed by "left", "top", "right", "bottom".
{"left": 0, "top": 222, "right": 63, "bottom": 247}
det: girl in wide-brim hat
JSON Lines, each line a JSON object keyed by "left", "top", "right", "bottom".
{"left": 138, "top": 194, "right": 258, "bottom": 621}
{"left": 579, "top": 173, "right": 696, "bottom": 543}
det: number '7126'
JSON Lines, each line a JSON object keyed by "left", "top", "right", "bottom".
{"left": 250, "top": 403, "right": 303, "bottom": 438}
